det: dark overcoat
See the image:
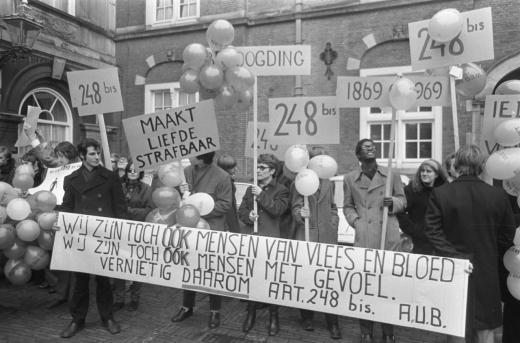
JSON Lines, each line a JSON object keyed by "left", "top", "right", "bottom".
{"left": 425, "top": 175, "right": 515, "bottom": 330}
{"left": 61, "top": 165, "right": 127, "bottom": 219}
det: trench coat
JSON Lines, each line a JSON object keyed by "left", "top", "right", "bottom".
{"left": 238, "top": 179, "right": 289, "bottom": 238}
{"left": 424, "top": 175, "right": 515, "bottom": 330}
{"left": 184, "top": 163, "right": 232, "bottom": 231}
{"left": 343, "top": 166, "right": 406, "bottom": 250}
{"left": 61, "top": 165, "right": 127, "bottom": 219}
{"left": 292, "top": 179, "right": 339, "bottom": 244}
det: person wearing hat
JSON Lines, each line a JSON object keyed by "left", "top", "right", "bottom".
{"left": 238, "top": 153, "right": 289, "bottom": 336}
{"left": 216, "top": 153, "right": 241, "bottom": 233}
{"left": 397, "top": 159, "right": 448, "bottom": 255}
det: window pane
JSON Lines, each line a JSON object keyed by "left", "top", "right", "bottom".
{"left": 406, "top": 142, "right": 417, "bottom": 158}
{"left": 383, "top": 143, "right": 389, "bottom": 158}
{"left": 165, "top": 7, "right": 173, "bottom": 19}
{"left": 406, "top": 123, "right": 417, "bottom": 140}
{"left": 370, "top": 107, "right": 381, "bottom": 114}
{"left": 419, "top": 106, "right": 432, "bottom": 112}
{"left": 156, "top": 8, "right": 164, "bottom": 21}
{"left": 154, "top": 91, "right": 163, "bottom": 109}
{"left": 189, "top": 4, "right": 196, "bottom": 16}
{"left": 419, "top": 142, "right": 432, "bottom": 158}
{"left": 420, "top": 123, "right": 432, "bottom": 139}
{"left": 163, "top": 91, "right": 172, "bottom": 108}
{"left": 371, "top": 124, "right": 382, "bottom": 140}
{"left": 383, "top": 124, "right": 390, "bottom": 140}
{"left": 157, "top": 0, "right": 164, "bottom": 7}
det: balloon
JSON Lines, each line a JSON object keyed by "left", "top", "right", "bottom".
{"left": 515, "top": 227, "right": 520, "bottom": 246}
{"left": 214, "top": 84, "right": 237, "bottom": 110}
{"left": 295, "top": 169, "right": 320, "bottom": 196}
{"left": 179, "top": 69, "right": 200, "bottom": 94}
{"left": 283, "top": 164, "right": 297, "bottom": 181}
{"left": 504, "top": 246, "right": 520, "bottom": 275}
{"left": 225, "top": 66, "right": 255, "bottom": 91}
{"left": 37, "top": 211, "right": 57, "bottom": 231}
{"left": 16, "top": 219, "right": 40, "bottom": 242}
{"left": 456, "top": 63, "right": 487, "bottom": 98}
{"left": 206, "top": 19, "right": 234, "bottom": 52}
{"left": 284, "top": 145, "right": 309, "bottom": 173}
{"left": 158, "top": 163, "right": 184, "bottom": 188}
{"left": 24, "top": 245, "right": 50, "bottom": 270}
{"left": 495, "top": 80, "right": 520, "bottom": 95}
{"left": 5, "top": 260, "right": 31, "bottom": 285}
{"left": 199, "top": 85, "right": 218, "bottom": 100}
{"left": 15, "top": 164, "right": 34, "bottom": 176}
{"left": 215, "top": 47, "right": 241, "bottom": 70}
{"left": 0, "top": 205, "right": 6, "bottom": 224}
{"left": 494, "top": 119, "right": 520, "bottom": 147}
{"left": 12, "top": 173, "right": 34, "bottom": 192}
{"left": 428, "top": 8, "right": 463, "bottom": 43}
{"left": 308, "top": 155, "right": 338, "bottom": 179}
{"left": 235, "top": 88, "right": 253, "bottom": 111}
{"left": 152, "top": 187, "right": 180, "bottom": 210}
{"left": 0, "top": 223, "right": 15, "bottom": 250}
{"left": 196, "top": 218, "right": 210, "bottom": 230}
{"left": 182, "top": 43, "right": 208, "bottom": 70}
{"left": 4, "top": 258, "right": 23, "bottom": 276}
{"left": 176, "top": 204, "right": 201, "bottom": 228}
{"left": 503, "top": 174, "right": 520, "bottom": 197}
{"left": 485, "top": 148, "right": 520, "bottom": 180}
{"left": 0, "top": 182, "right": 18, "bottom": 206}
{"left": 37, "top": 229, "right": 55, "bottom": 251}
{"left": 199, "top": 64, "right": 224, "bottom": 90}
{"left": 389, "top": 77, "right": 418, "bottom": 111}
{"left": 4, "top": 238, "right": 26, "bottom": 259}
{"left": 34, "top": 190, "right": 57, "bottom": 212}
{"left": 507, "top": 274, "right": 520, "bottom": 300}
{"left": 184, "top": 192, "right": 215, "bottom": 216}
{"left": 6, "top": 198, "right": 31, "bottom": 221}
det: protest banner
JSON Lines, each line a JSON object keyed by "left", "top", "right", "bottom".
{"left": 336, "top": 76, "right": 449, "bottom": 108}
{"left": 15, "top": 105, "right": 41, "bottom": 147}
{"left": 268, "top": 96, "right": 339, "bottom": 145}
{"left": 28, "top": 162, "right": 81, "bottom": 204}
{"left": 409, "top": 7, "right": 493, "bottom": 71}
{"left": 481, "top": 94, "right": 520, "bottom": 155}
{"left": 51, "top": 212, "right": 470, "bottom": 337}
{"left": 235, "top": 45, "right": 311, "bottom": 76}
{"left": 245, "top": 121, "right": 286, "bottom": 160}
{"left": 122, "top": 100, "right": 220, "bottom": 170}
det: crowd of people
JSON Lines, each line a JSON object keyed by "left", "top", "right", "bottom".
{"left": 0, "top": 130, "right": 519, "bottom": 343}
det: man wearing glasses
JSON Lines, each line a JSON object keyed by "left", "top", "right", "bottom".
{"left": 343, "top": 139, "right": 406, "bottom": 343}
{"left": 238, "top": 154, "right": 289, "bottom": 336}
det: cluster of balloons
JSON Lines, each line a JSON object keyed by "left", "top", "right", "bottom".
{"left": 180, "top": 19, "right": 255, "bottom": 111}
{"left": 503, "top": 230, "right": 520, "bottom": 300}
{"left": 0, "top": 165, "right": 58, "bottom": 285}
{"left": 284, "top": 145, "right": 338, "bottom": 198}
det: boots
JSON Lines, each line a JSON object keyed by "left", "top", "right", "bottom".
{"left": 242, "top": 302, "right": 256, "bottom": 332}
{"left": 268, "top": 306, "right": 279, "bottom": 336}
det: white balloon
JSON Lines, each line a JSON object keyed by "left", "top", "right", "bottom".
{"left": 183, "top": 192, "right": 215, "bottom": 216}
{"left": 485, "top": 148, "right": 520, "bottom": 180}
{"left": 308, "top": 155, "right": 338, "bottom": 179}
{"left": 428, "top": 8, "right": 463, "bottom": 43}
{"left": 284, "top": 145, "right": 309, "bottom": 173}
{"left": 294, "top": 169, "right": 320, "bottom": 196}
{"left": 507, "top": 274, "right": 520, "bottom": 300}
{"left": 514, "top": 227, "right": 520, "bottom": 246}
{"left": 494, "top": 119, "right": 520, "bottom": 147}
{"left": 503, "top": 174, "right": 520, "bottom": 197}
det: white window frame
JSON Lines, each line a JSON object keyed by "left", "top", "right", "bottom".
{"left": 144, "top": 82, "right": 199, "bottom": 114}
{"left": 40, "top": 0, "right": 75, "bottom": 15}
{"left": 359, "top": 66, "right": 442, "bottom": 170}
{"left": 146, "top": 0, "right": 200, "bottom": 28}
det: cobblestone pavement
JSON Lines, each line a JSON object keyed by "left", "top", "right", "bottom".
{"left": 0, "top": 277, "right": 450, "bottom": 343}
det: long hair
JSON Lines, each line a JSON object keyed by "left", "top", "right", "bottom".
{"left": 411, "top": 159, "right": 448, "bottom": 192}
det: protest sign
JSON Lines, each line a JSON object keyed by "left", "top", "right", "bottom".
{"left": 67, "top": 68, "right": 124, "bottom": 116}
{"left": 52, "top": 212, "right": 470, "bottom": 337}
{"left": 481, "top": 95, "right": 520, "bottom": 154}
{"left": 235, "top": 45, "right": 311, "bottom": 76}
{"left": 336, "top": 76, "right": 449, "bottom": 108}
{"left": 15, "top": 106, "right": 41, "bottom": 147}
{"left": 409, "top": 7, "right": 493, "bottom": 70}
{"left": 28, "top": 162, "right": 81, "bottom": 204}
{"left": 268, "top": 96, "right": 339, "bottom": 144}
{"left": 245, "top": 121, "right": 286, "bottom": 160}
{"left": 122, "top": 100, "right": 220, "bottom": 170}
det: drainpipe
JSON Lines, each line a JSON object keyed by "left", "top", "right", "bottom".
{"left": 294, "top": 0, "right": 303, "bottom": 96}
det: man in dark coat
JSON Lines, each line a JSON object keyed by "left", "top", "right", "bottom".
{"left": 170, "top": 151, "right": 233, "bottom": 329}
{"left": 59, "top": 138, "right": 128, "bottom": 338}
{"left": 425, "top": 145, "right": 515, "bottom": 343}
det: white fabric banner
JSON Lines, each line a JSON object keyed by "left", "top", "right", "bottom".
{"left": 51, "top": 212, "right": 469, "bottom": 337}
{"left": 28, "top": 162, "right": 82, "bottom": 204}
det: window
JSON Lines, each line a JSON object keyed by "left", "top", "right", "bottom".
{"left": 17, "top": 87, "right": 73, "bottom": 153}
{"left": 39, "top": 0, "right": 75, "bottom": 15}
{"left": 144, "top": 82, "right": 198, "bottom": 114}
{"left": 146, "top": 0, "right": 200, "bottom": 27}
{"left": 359, "top": 67, "right": 442, "bottom": 170}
